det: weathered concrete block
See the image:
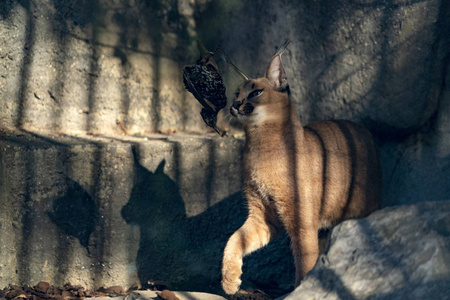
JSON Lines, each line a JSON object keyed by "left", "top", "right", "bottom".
{"left": 0, "top": 0, "right": 203, "bottom": 135}
{"left": 0, "top": 132, "right": 249, "bottom": 292}
{"left": 1, "top": 0, "right": 448, "bottom": 137}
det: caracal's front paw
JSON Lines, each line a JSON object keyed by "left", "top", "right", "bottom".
{"left": 221, "top": 263, "right": 242, "bottom": 294}
{"left": 221, "top": 275, "right": 242, "bottom": 295}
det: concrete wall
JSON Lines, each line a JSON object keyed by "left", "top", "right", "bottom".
{"left": 0, "top": 0, "right": 203, "bottom": 134}
{"left": 0, "top": 0, "right": 449, "bottom": 296}
{"left": 0, "top": 132, "right": 248, "bottom": 293}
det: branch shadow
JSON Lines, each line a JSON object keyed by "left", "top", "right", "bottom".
{"left": 14, "top": 0, "right": 35, "bottom": 130}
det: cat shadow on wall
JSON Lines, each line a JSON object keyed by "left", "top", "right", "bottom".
{"left": 48, "top": 178, "right": 99, "bottom": 253}
{"left": 121, "top": 148, "right": 250, "bottom": 293}
{"left": 121, "top": 157, "right": 189, "bottom": 288}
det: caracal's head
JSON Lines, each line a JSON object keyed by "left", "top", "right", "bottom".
{"left": 230, "top": 41, "right": 291, "bottom": 126}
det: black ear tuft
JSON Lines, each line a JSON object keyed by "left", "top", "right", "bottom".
{"left": 265, "top": 40, "right": 290, "bottom": 90}
{"left": 266, "top": 55, "right": 287, "bottom": 90}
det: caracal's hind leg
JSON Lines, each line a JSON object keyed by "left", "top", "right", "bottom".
{"left": 276, "top": 200, "right": 320, "bottom": 287}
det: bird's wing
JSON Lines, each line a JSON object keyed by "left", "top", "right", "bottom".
{"left": 183, "top": 69, "right": 219, "bottom": 111}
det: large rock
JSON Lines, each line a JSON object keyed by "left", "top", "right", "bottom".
{"left": 286, "top": 201, "right": 450, "bottom": 300}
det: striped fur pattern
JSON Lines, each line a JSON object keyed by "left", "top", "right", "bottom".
{"left": 222, "top": 44, "right": 381, "bottom": 294}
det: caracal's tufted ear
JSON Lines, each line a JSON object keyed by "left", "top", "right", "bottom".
{"left": 265, "top": 40, "right": 290, "bottom": 90}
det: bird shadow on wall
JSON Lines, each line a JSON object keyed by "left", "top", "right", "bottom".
{"left": 120, "top": 148, "right": 291, "bottom": 295}
{"left": 48, "top": 177, "right": 99, "bottom": 254}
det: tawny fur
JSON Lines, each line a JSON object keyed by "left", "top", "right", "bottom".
{"left": 221, "top": 46, "right": 381, "bottom": 295}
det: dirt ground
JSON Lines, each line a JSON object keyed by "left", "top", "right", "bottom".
{"left": 0, "top": 282, "right": 132, "bottom": 300}
{"left": 0, "top": 282, "right": 273, "bottom": 300}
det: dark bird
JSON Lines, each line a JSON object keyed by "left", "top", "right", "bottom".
{"left": 183, "top": 41, "right": 227, "bottom": 135}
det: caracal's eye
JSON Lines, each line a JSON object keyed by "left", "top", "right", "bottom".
{"left": 248, "top": 89, "right": 263, "bottom": 99}
{"left": 233, "top": 93, "right": 239, "bottom": 101}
